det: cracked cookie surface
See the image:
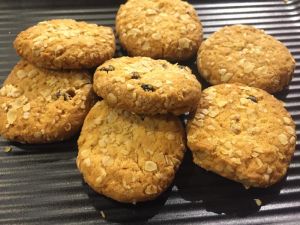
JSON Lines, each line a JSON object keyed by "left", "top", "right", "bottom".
{"left": 0, "top": 60, "right": 96, "bottom": 143}
{"left": 116, "top": 0, "right": 202, "bottom": 61}
{"left": 187, "top": 83, "right": 296, "bottom": 187}
{"left": 77, "top": 101, "right": 185, "bottom": 203}
{"left": 197, "top": 24, "right": 295, "bottom": 93}
{"left": 93, "top": 56, "right": 201, "bottom": 115}
{"left": 14, "top": 19, "right": 115, "bottom": 69}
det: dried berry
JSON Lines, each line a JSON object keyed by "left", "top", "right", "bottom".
{"left": 99, "top": 65, "right": 115, "bottom": 73}
{"left": 247, "top": 95, "right": 258, "bottom": 103}
{"left": 52, "top": 89, "right": 75, "bottom": 101}
{"left": 131, "top": 72, "right": 140, "bottom": 79}
{"left": 65, "top": 89, "right": 75, "bottom": 98}
{"left": 141, "top": 84, "right": 155, "bottom": 92}
{"left": 162, "top": 64, "right": 168, "bottom": 69}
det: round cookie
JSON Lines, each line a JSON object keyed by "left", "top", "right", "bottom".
{"left": 14, "top": 19, "right": 115, "bottom": 69}
{"left": 187, "top": 83, "right": 296, "bottom": 188}
{"left": 93, "top": 57, "right": 201, "bottom": 115}
{"left": 0, "top": 60, "right": 96, "bottom": 143}
{"left": 197, "top": 24, "right": 295, "bottom": 93}
{"left": 116, "top": 0, "right": 202, "bottom": 61}
{"left": 77, "top": 101, "right": 185, "bottom": 203}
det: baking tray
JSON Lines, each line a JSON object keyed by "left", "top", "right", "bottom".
{"left": 0, "top": 0, "right": 300, "bottom": 224}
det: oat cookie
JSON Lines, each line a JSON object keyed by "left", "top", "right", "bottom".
{"left": 77, "top": 101, "right": 185, "bottom": 203}
{"left": 187, "top": 83, "right": 296, "bottom": 188}
{"left": 14, "top": 19, "right": 115, "bottom": 69}
{"left": 0, "top": 60, "right": 96, "bottom": 143}
{"left": 116, "top": 0, "right": 202, "bottom": 61}
{"left": 93, "top": 57, "right": 201, "bottom": 115}
{"left": 197, "top": 25, "right": 295, "bottom": 93}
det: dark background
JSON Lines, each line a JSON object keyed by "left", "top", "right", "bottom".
{"left": 0, "top": 0, "right": 300, "bottom": 224}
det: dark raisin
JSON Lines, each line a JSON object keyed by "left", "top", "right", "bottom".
{"left": 65, "top": 89, "right": 75, "bottom": 98}
{"left": 162, "top": 64, "right": 168, "bottom": 69}
{"left": 141, "top": 84, "right": 155, "bottom": 92}
{"left": 63, "top": 89, "right": 75, "bottom": 101}
{"left": 99, "top": 65, "right": 115, "bottom": 73}
{"left": 131, "top": 72, "right": 140, "bottom": 79}
{"left": 246, "top": 95, "right": 258, "bottom": 103}
{"left": 52, "top": 89, "right": 75, "bottom": 101}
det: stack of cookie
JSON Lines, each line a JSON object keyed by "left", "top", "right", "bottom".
{"left": 0, "top": 19, "right": 115, "bottom": 143}
{"left": 76, "top": 0, "right": 204, "bottom": 203}
{"left": 187, "top": 25, "right": 297, "bottom": 188}
{"left": 77, "top": 57, "right": 202, "bottom": 203}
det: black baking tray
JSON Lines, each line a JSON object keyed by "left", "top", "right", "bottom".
{"left": 1, "top": 0, "right": 300, "bottom": 224}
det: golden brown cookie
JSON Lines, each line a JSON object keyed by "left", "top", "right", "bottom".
{"left": 187, "top": 83, "right": 296, "bottom": 188}
{"left": 14, "top": 19, "right": 115, "bottom": 69}
{"left": 77, "top": 101, "right": 185, "bottom": 203}
{"left": 197, "top": 25, "right": 295, "bottom": 93}
{"left": 93, "top": 56, "right": 201, "bottom": 115}
{"left": 0, "top": 60, "right": 96, "bottom": 143}
{"left": 116, "top": 0, "right": 202, "bottom": 61}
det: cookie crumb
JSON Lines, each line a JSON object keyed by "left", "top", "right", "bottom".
{"left": 254, "top": 198, "right": 262, "bottom": 206}
{"left": 100, "top": 210, "right": 106, "bottom": 219}
{"left": 243, "top": 184, "right": 250, "bottom": 189}
{"left": 4, "top": 146, "right": 12, "bottom": 153}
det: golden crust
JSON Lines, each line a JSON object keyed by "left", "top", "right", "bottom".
{"left": 116, "top": 0, "right": 202, "bottom": 61}
{"left": 93, "top": 56, "right": 201, "bottom": 115}
{"left": 77, "top": 101, "right": 186, "bottom": 203}
{"left": 197, "top": 25, "right": 295, "bottom": 93}
{"left": 187, "top": 83, "right": 296, "bottom": 187}
{"left": 14, "top": 19, "right": 115, "bottom": 69}
{"left": 0, "top": 60, "right": 96, "bottom": 143}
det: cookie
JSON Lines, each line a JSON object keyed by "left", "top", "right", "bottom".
{"left": 197, "top": 24, "right": 295, "bottom": 93}
{"left": 116, "top": 0, "right": 202, "bottom": 61}
{"left": 77, "top": 101, "right": 185, "bottom": 203}
{"left": 93, "top": 57, "right": 201, "bottom": 115}
{"left": 0, "top": 60, "right": 96, "bottom": 143}
{"left": 14, "top": 19, "right": 115, "bottom": 69}
{"left": 187, "top": 83, "right": 296, "bottom": 188}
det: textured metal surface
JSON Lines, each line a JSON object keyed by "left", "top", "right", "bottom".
{"left": 0, "top": 0, "right": 300, "bottom": 224}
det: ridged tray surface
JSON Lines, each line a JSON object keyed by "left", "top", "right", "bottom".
{"left": 0, "top": 0, "right": 300, "bottom": 224}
